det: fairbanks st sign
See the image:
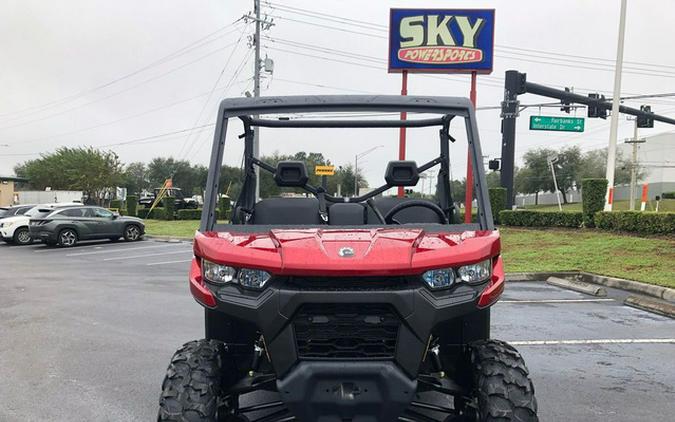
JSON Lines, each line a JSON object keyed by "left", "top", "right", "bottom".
{"left": 529, "top": 116, "right": 585, "bottom": 132}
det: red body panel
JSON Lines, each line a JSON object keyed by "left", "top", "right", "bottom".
{"left": 193, "top": 228, "right": 501, "bottom": 276}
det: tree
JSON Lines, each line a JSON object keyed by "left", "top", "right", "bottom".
{"left": 147, "top": 157, "right": 208, "bottom": 195}
{"left": 521, "top": 148, "right": 556, "bottom": 204}
{"left": 14, "top": 147, "right": 123, "bottom": 205}
{"left": 578, "top": 148, "right": 642, "bottom": 185}
{"left": 122, "top": 162, "right": 150, "bottom": 195}
{"left": 553, "top": 146, "right": 582, "bottom": 203}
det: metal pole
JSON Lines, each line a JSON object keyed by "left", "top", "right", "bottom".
{"left": 549, "top": 158, "right": 563, "bottom": 211}
{"left": 464, "top": 71, "right": 477, "bottom": 223}
{"left": 398, "top": 70, "right": 408, "bottom": 198}
{"left": 354, "top": 155, "right": 358, "bottom": 197}
{"left": 253, "top": 0, "right": 262, "bottom": 202}
{"left": 629, "top": 118, "right": 638, "bottom": 210}
{"left": 604, "top": 0, "right": 628, "bottom": 211}
{"left": 500, "top": 70, "right": 520, "bottom": 209}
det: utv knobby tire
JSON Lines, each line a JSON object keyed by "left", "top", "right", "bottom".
{"left": 158, "top": 339, "right": 238, "bottom": 422}
{"left": 468, "top": 339, "right": 538, "bottom": 422}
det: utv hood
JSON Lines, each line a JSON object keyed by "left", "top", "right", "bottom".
{"left": 194, "top": 228, "right": 500, "bottom": 277}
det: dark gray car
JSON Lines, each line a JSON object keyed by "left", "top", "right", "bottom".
{"left": 29, "top": 206, "right": 145, "bottom": 247}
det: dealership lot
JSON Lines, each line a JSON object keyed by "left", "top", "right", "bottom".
{"left": 0, "top": 240, "right": 673, "bottom": 422}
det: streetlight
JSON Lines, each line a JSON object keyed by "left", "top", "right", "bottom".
{"left": 547, "top": 155, "right": 563, "bottom": 211}
{"left": 354, "top": 145, "right": 383, "bottom": 196}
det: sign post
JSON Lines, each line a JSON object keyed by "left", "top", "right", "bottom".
{"left": 389, "top": 9, "right": 495, "bottom": 215}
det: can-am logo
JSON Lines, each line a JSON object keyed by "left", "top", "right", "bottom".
{"left": 389, "top": 9, "right": 495, "bottom": 74}
{"left": 398, "top": 15, "right": 485, "bottom": 65}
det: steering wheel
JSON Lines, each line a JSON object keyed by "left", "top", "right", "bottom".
{"left": 383, "top": 200, "right": 448, "bottom": 225}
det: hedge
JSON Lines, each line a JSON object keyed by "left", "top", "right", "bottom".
{"left": 499, "top": 210, "right": 583, "bottom": 228}
{"left": 110, "top": 199, "right": 124, "bottom": 210}
{"left": 219, "top": 196, "right": 230, "bottom": 220}
{"left": 595, "top": 211, "right": 675, "bottom": 235}
{"left": 138, "top": 207, "right": 167, "bottom": 220}
{"left": 163, "top": 197, "right": 175, "bottom": 221}
{"left": 662, "top": 192, "right": 675, "bottom": 200}
{"left": 489, "top": 187, "right": 507, "bottom": 224}
{"left": 127, "top": 195, "right": 138, "bottom": 217}
{"left": 582, "top": 178, "right": 607, "bottom": 227}
{"left": 176, "top": 209, "right": 221, "bottom": 220}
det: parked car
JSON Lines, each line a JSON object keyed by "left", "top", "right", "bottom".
{"left": 0, "top": 204, "right": 36, "bottom": 220}
{"left": 29, "top": 205, "right": 145, "bottom": 247}
{"left": 0, "top": 203, "right": 78, "bottom": 245}
{"left": 138, "top": 188, "right": 198, "bottom": 210}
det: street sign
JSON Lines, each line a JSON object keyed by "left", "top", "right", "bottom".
{"left": 388, "top": 9, "right": 495, "bottom": 74}
{"left": 315, "top": 165, "right": 335, "bottom": 176}
{"left": 529, "top": 116, "right": 585, "bottom": 132}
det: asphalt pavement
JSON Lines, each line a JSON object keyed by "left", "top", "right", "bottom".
{"left": 0, "top": 239, "right": 673, "bottom": 421}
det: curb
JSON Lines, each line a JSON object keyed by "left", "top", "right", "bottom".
{"left": 145, "top": 235, "right": 193, "bottom": 243}
{"left": 546, "top": 276, "right": 607, "bottom": 297}
{"left": 624, "top": 295, "right": 675, "bottom": 319}
{"left": 507, "top": 271, "right": 675, "bottom": 303}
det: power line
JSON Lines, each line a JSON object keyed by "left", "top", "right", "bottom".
{"left": 0, "top": 20, "right": 245, "bottom": 121}
{"left": 0, "top": 40, "right": 242, "bottom": 133}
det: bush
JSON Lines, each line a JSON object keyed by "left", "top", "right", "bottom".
{"left": 126, "top": 195, "right": 138, "bottom": 217}
{"left": 109, "top": 199, "right": 124, "bottom": 210}
{"left": 163, "top": 197, "right": 175, "bottom": 221}
{"left": 595, "top": 211, "right": 675, "bottom": 235}
{"left": 488, "top": 187, "right": 507, "bottom": 224}
{"left": 662, "top": 191, "right": 675, "bottom": 200}
{"left": 138, "top": 207, "right": 166, "bottom": 220}
{"left": 499, "top": 210, "right": 583, "bottom": 228}
{"left": 581, "top": 178, "right": 607, "bottom": 227}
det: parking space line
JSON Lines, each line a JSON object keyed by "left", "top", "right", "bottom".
{"left": 510, "top": 339, "right": 675, "bottom": 346}
{"left": 67, "top": 244, "right": 189, "bottom": 257}
{"left": 146, "top": 259, "right": 193, "bottom": 266}
{"left": 499, "top": 299, "right": 615, "bottom": 304}
{"left": 103, "top": 251, "right": 192, "bottom": 261}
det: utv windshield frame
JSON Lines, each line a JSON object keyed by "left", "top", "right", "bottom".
{"left": 199, "top": 95, "right": 494, "bottom": 232}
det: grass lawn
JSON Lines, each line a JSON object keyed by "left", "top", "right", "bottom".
{"left": 500, "top": 227, "right": 675, "bottom": 288}
{"left": 143, "top": 219, "right": 674, "bottom": 288}
{"left": 144, "top": 219, "right": 200, "bottom": 238}
{"left": 523, "top": 198, "right": 675, "bottom": 212}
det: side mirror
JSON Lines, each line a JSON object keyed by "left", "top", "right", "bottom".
{"left": 112, "top": 213, "right": 120, "bottom": 219}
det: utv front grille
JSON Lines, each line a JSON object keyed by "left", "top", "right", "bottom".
{"left": 293, "top": 303, "right": 400, "bottom": 359}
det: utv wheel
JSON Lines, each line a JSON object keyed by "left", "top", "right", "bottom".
{"left": 123, "top": 224, "right": 142, "bottom": 242}
{"left": 158, "top": 339, "right": 239, "bottom": 422}
{"left": 13, "top": 227, "right": 33, "bottom": 245}
{"left": 58, "top": 229, "right": 78, "bottom": 247}
{"left": 463, "top": 340, "right": 538, "bottom": 422}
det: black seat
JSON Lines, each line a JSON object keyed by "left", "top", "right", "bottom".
{"left": 251, "top": 198, "right": 322, "bottom": 225}
{"left": 367, "top": 197, "right": 445, "bottom": 224}
{"left": 328, "top": 203, "right": 367, "bottom": 225}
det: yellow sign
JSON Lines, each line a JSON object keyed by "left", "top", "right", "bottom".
{"left": 315, "top": 165, "right": 335, "bottom": 176}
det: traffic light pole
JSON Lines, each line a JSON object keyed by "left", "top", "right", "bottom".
{"left": 499, "top": 70, "right": 675, "bottom": 210}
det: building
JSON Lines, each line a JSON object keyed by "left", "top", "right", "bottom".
{"left": 0, "top": 176, "right": 28, "bottom": 207}
{"left": 615, "top": 130, "right": 675, "bottom": 199}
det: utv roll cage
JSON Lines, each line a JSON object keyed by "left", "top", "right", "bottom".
{"left": 199, "top": 95, "right": 494, "bottom": 232}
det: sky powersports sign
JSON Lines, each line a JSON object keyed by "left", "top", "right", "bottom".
{"left": 388, "top": 9, "right": 495, "bottom": 74}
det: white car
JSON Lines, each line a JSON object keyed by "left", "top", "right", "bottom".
{"left": 0, "top": 203, "right": 79, "bottom": 245}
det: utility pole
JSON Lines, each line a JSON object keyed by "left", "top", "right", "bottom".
{"left": 253, "top": 0, "right": 262, "bottom": 202}
{"left": 604, "top": 0, "right": 628, "bottom": 211}
{"left": 625, "top": 118, "right": 646, "bottom": 210}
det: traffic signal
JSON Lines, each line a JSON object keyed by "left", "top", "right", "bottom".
{"left": 637, "top": 105, "right": 654, "bottom": 128}
{"left": 560, "top": 87, "right": 571, "bottom": 114}
{"left": 587, "top": 93, "right": 607, "bottom": 119}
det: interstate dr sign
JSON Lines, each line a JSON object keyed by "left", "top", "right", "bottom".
{"left": 388, "top": 8, "right": 495, "bottom": 73}
{"left": 529, "top": 116, "right": 585, "bottom": 132}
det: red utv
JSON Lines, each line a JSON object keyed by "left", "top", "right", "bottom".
{"left": 157, "top": 96, "right": 538, "bottom": 421}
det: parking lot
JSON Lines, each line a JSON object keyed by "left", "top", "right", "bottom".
{"left": 1, "top": 239, "right": 673, "bottom": 421}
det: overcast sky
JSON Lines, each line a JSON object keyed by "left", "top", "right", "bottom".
{"left": 1, "top": 0, "right": 674, "bottom": 187}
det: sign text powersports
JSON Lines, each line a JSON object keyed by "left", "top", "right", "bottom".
{"left": 389, "top": 9, "right": 495, "bottom": 74}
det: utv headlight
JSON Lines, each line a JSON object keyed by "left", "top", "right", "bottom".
{"left": 422, "top": 268, "right": 456, "bottom": 290}
{"left": 238, "top": 268, "right": 272, "bottom": 290}
{"left": 202, "top": 260, "right": 236, "bottom": 284}
{"left": 458, "top": 259, "right": 492, "bottom": 284}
